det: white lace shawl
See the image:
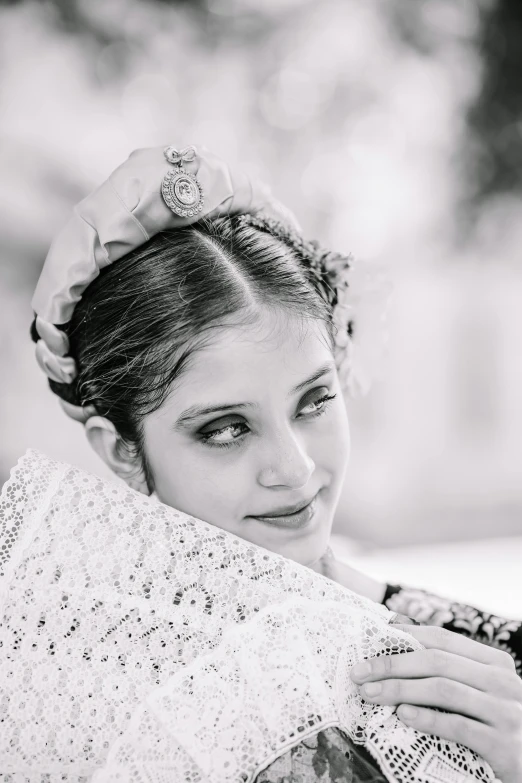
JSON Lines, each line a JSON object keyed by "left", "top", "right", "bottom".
{"left": 0, "top": 450, "right": 496, "bottom": 782}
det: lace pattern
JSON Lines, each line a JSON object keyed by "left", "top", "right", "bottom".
{"left": 0, "top": 450, "right": 497, "bottom": 782}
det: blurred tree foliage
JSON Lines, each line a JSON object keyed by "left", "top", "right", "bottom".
{"left": 1, "top": 0, "right": 520, "bottom": 219}
{"left": 466, "top": 1, "right": 522, "bottom": 206}
{"left": 391, "top": 0, "right": 522, "bottom": 221}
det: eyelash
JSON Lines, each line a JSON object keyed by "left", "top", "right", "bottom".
{"left": 198, "top": 392, "right": 338, "bottom": 450}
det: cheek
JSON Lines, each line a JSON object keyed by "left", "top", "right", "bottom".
{"left": 141, "top": 423, "right": 247, "bottom": 522}
{"left": 314, "top": 400, "right": 350, "bottom": 476}
{"left": 339, "top": 405, "right": 351, "bottom": 461}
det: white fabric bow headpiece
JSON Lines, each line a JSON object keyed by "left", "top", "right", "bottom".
{"left": 0, "top": 451, "right": 495, "bottom": 782}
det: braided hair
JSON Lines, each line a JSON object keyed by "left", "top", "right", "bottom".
{"left": 30, "top": 214, "right": 356, "bottom": 482}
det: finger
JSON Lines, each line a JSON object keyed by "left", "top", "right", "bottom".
{"left": 393, "top": 624, "right": 516, "bottom": 670}
{"left": 397, "top": 704, "right": 505, "bottom": 773}
{"left": 350, "top": 648, "right": 520, "bottom": 701}
{"left": 360, "top": 677, "right": 498, "bottom": 725}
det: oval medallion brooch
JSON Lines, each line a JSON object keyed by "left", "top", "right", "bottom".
{"left": 161, "top": 146, "right": 204, "bottom": 217}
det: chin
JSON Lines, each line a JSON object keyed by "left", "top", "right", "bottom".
{"left": 279, "top": 521, "right": 332, "bottom": 569}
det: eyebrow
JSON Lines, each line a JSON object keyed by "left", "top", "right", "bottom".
{"left": 173, "top": 361, "right": 335, "bottom": 429}
{"left": 291, "top": 361, "right": 334, "bottom": 395}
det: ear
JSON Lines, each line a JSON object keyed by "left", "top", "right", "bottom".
{"left": 85, "top": 416, "right": 149, "bottom": 495}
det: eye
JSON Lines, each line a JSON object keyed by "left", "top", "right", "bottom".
{"left": 298, "top": 391, "right": 337, "bottom": 418}
{"left": 198, "top": 417, "right": 249, "bottom": 449}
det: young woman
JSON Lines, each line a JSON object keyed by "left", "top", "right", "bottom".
{"left": 11, "top": 145, "right": 522, "bottom": 780}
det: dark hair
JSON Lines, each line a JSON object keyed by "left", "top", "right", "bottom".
{"left": 31, "top": 215, "right": 347, "bottom": 487}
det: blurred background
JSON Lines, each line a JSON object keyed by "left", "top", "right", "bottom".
{"left": 1, "top": 0, "right": 521, "bottom": 614}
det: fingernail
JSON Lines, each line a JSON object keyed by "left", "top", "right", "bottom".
{"left": 362, "top": 682, "right": 382, "bottom": 697}
{"left": 350, "top": 662, "right": 372, "bottom": 681}
{"left": 400, "top": 705, "right": 418, "bottom": 721}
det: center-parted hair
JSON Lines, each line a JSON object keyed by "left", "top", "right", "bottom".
{"left": 30, "top": 215, "right": 349, "bottom": 463}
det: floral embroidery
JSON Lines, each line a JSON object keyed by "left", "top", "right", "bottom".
{"left": 385, "top": 587, "right": 455, "bottom": 626}
{"left": 383, "top": 584, "right": 522, "bottom": 677}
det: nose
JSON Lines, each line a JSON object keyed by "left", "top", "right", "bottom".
{"left": 257, "top": 426, "right": 315, "bottom": 489}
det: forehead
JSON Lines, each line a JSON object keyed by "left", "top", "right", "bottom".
{"left": 175, "top": 311, "right": 333, "bottom": 399}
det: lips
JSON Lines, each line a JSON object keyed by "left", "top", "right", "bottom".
{"left": 250, "top": 494, "right": 318, "bottom": 519}
{"left": 249, "top": 494, "right": 319, "bottom": 531}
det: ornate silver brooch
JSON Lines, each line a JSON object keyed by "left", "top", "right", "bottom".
{"left": 161, "top": 145, "right": 204, "bottom": 218}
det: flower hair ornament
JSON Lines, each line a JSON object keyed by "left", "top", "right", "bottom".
{"left": 237, "top": 213, "right": 390, "bottom": 397}
{"left": 31, "top": 144, "right": 386, "bottom": 423}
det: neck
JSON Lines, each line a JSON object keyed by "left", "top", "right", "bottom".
{"left": 308, "top": 546, "right": 386, "bottom": 604}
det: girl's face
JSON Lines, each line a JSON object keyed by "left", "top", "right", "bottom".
{"left": 142, "top": 311, "right": 350, "bottom": 567}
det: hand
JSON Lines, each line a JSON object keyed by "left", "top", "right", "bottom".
{"left": 350, "top": 624, "right": 522, "bottom": 783}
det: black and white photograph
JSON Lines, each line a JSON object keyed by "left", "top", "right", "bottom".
{"left": 0, "top": 1, "right": 521, "bottom": 780}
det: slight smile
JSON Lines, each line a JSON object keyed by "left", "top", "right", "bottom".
{"left": 247, "top": 493, "right": 319, "bottom": 530}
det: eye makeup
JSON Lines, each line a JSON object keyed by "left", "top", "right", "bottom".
{"left": 198, "top": 416, "right": 249, "bottom": 449}
{"left": 195, "top": 388, "right": 337, "bottom": 450}
{"left": 172, "top": 363, "right": 336, "bottom": 432}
